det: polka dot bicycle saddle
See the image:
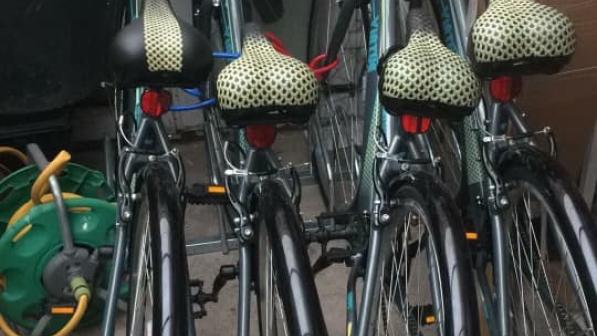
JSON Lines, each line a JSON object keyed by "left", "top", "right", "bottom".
{"left": 217, "top": 29, "right": 319, "bottom": 126}
{"left": 109, "top": 0, "right": 213, "bottom": 87}
{"left": 379, "top": 7, "right": 481, "bottom": 120}
{"left": 470, "top": 0, "right": 576, "bottom": 78}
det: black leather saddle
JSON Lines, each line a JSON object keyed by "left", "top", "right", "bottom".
{"left": 109, "top": 0, "right": 213, "bottom": 88}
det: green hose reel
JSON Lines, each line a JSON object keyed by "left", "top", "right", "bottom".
{"left": 0, "top": 163, "right": 118, "bottom": 334}
{"left": 0, "top": 164, "right": 114, "bottom": 233}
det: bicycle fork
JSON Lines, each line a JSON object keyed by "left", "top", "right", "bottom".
{"left": 355, "top": 225, "right": 384, "bottom": 336}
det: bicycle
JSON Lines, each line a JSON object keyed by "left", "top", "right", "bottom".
{"left": 435, "top": 0, "right": 597, "bottom": 335}
{"left": 306, "top": 0, "right": 481, "bottom": 334}
{"left": 99, "top": 0, "right": 214, "bottom": 334}
{"left": 101, "top": 0, "right": 331, "bottom": 334}
{"left": 196, "top": 4, "right": 330, "bottom": 334}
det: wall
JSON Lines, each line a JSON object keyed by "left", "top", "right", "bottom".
{"left": 518, "top": 0, "right": 597, "bottom": 177}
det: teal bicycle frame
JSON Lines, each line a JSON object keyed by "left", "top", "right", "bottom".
{"left": 349, "top": 1, "right": 454, "bottom": 335}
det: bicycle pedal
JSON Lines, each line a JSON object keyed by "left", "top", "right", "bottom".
{"left": 217, "top": 264, "right": 238, "bottom": 280}
{"left": 189, "top": 279, "right": 211, "bottom": 319}
{"left": 313, "top": 247, "right": 353, "bottom": 274}
{"left": 189, "top": 265, "right": 238, "bottom": 319}
{"left": 185, "top": 183, "right": 229, "bottom": 205}
{"left": 326, "top": 247, "right": 352, "bottom": 261}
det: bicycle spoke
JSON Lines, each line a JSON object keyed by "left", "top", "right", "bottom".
{"left": 311, "top": 4, "right": 366, "bottom": 210}
{"left": 131, "top": 216, "right": 153, "bottom": 336}
{"left": 263, "top": 230, "right": 288, "bottom": 336}
{"left": 376, "top": 207, "right": 443, "bottom": 336}
{"left": 510, "top": 200, "right": 561, "bottom": 335}
{"left": 508, "top": 184, "right": 595, "bottom": 335}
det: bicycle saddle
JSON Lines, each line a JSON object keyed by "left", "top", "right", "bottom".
{"left": 470, "top": 0, "right": 576, "bottom": 78}
{"left": 379, "top": 7, "right": 480, "bottom": 119}
{"left": 217, "top": 28, "right": 319, "bottom": 126}
{"left": 109, "top": 0, "right": 213, "bottom": 87}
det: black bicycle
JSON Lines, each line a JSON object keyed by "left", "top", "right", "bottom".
{"left": 100, "top": 0, "right": 213, "bottom": 334}
{"left": 101, "top": 0, "right": 329, "bottom": 334}
{"left": 305, "top": 0, "right": 481, "bottom": 335}
{"left": 435, "top": 0, "right": 597, "bottom": 335}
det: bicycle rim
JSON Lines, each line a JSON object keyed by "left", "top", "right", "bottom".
{"left": 373, "top": 198, "right": 445, "bottom": 335}
{"left": 507, "top": 181, "right": 596, "bottom": 335}
{"left": 308, "top": 0, "right": 368, "bottom": 211}
{"left": 128, "top": 202, "right": 155, "bottom": 336}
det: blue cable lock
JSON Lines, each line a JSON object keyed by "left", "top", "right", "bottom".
{"left": 169, "top": 51, "right": 239, "bottom": 112}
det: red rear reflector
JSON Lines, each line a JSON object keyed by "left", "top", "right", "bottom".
{"left": 245, "top": 125, "right": 277, "bottom": 149}
{"left": 141, "top": 89, "right": 172, "bottom": 118}
{"left": 400, "top": 115, "right": 431, "bottom": 134}
{"left": 490, "top": 76, "right": 522, "bottom": 103}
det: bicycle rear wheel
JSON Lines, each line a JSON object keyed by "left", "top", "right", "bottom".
{"left": 367, "top": 175, "right": 478, "bottom": 336}
{"left": 127, "top": 163, "right": 193, "bottom": 336}
{"left": 499, "top": 146, "right": 597, "bottom": 335}
{"left": 253, "top": 180, "right": 327, "bottom": 336}
{"left": 255, "top": 203, "right": 290, "bottom": 336}
{"left": 308, "top": 0, "right": 368, "bottom": 211}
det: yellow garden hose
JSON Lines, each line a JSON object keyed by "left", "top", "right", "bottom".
{"left": 6, "top": 150, "right": 75, "bottom": 229}
{"left": 0, "top": 277, "right": 90, "bottom": 336}
{"left": 31, "top": 151, "right": 71, "bottom": 204}
{"left": 7, "top": 193, "right": 81, "bottom": 229}
{"left": 0, "top": 147, "right": 28, "bottom": 166}
{"left": 50, "top": 295, "right": 89, "bottom": 336}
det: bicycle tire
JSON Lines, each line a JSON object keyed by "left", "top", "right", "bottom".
{"left": 307, "top": 0, "right": 369, "bottom": 211}
{"left": 498, "top": 145, "right": 597, "bottom": 335}
{"left": 253, "top": 179, "right": 328, "bottom": 336}
{"left": 127, "top": 163, "right": 194, "bottom": 336}
{"left": 366, "top": 173, "right": 479, "bottom": 336}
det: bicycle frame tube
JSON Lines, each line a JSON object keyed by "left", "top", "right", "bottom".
{"left": 446, "top": 2, "right": 559, "bottom": 335}
{"left": 209, "top": 4, "right": 255, "bottom": 333}
{"left": 354, "top": 0, "right": 397, "bottom": 210}
{"left": 444, "top": 3, "right": 509, "bottom": 335}
{"left": 201, "top": 106, "right": 232, "bottom": 253}
{"left": 221, "top": 0, "right": 243, "bottom": 53}
{"left": 235, "top": 148, "right": 279, "bottom": 336}
{"left": 213, "top": 4, "right": 282, "bottom": 335}
{"left": 358, "top": 0, "right": 438, "bottom": 334}
{"left": 102, "top": 2, "right": 142, "bottom": 328}
{"left": 229, "top": 145, "right": 309, "bottom": 336}
{"left": 101, "top": 221, "right": 127, "bottom": 336}
{"left": 353, "top": 1, "right": 392, "bottom": 330}
{"left": 354, "top": 1, "right": 452, "bottom": 335}
{"left": 102, "top": 109, "right": 183, "bottom": 336}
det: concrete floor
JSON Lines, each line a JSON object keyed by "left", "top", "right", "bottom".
{"left": 75, "top": 128, "right": 351, "bottom": 336}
